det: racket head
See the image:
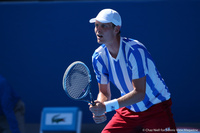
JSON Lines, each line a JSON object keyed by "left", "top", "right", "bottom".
{"left": 62, "top": 61, "right": 92, "bottom": 101}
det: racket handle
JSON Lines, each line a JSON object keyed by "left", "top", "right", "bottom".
{"left": 91, "top": 101, "right": 96, "bottom": 106}
{"left": 89, "top": 91, "right": 96, "bottom": 106}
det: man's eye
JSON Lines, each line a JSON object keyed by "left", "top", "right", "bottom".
{"left": 102, "top": 24, "right": 107, "bottom": 28}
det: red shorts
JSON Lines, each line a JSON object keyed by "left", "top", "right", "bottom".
{"left": 102, "top": 99, "right": 177, "bottom": 133}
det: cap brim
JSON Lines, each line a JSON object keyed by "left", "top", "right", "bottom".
{"left": 89, "top": 18, "right": 111, "bottom": 24}
{"left": 89, "top": 18, "right": 96, "bottom": 23}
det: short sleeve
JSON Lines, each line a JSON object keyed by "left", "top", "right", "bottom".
{"left": 92, "top": 52, "right": 109, "bottom": 84}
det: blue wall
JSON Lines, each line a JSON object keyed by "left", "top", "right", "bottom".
{"left": 0, "top": 1, "right": 200, "bottom": 123}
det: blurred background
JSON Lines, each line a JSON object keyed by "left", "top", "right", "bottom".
{"left": 0, "top": 0, "right": 200, "bottom": 132}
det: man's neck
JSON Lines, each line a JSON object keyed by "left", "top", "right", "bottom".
{"left": 106, "top": 36, "right": 121, "bottom": 59}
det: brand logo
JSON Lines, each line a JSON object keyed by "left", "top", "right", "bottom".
{"left": 52, "top": 114, "right": 65, "bottom": 123}
{"left": 111, "top": 106, "right": 115, "bottom": 111}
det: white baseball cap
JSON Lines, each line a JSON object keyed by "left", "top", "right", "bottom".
{"left": 89, "top": 9, "right": 122, "bottom": 26}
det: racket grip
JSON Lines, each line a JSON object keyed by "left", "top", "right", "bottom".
{"left": 89, "top": 91, "right": 96, "bottom": 106}
{"left": 91, "top": 101, "right": 96, "bottom": 106}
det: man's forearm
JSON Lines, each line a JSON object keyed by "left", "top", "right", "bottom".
{"left": 117, "top": 90, "right": 145, "bottom": 108}
{"left": 97, "top": 83, "right": 111, "bottom": 103}
{"left": 97, "top": 92, "right": 111, "bottom": 102}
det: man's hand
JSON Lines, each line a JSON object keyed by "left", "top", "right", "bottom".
{"left": 89, "top": 100, "right": 107, "bottom": 124}
{"left": 89, "top": 100, "right": 106, "bottom": 116}
{"left": 92, "top": 113, "right": 107, "bottom": 124}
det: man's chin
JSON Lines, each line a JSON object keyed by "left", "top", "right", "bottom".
{"left": 97, "top": 40, "right": 103, "bottom": 44}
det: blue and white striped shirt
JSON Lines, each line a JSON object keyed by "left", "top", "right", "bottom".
{"left": 92, "top": 37, "right": 171, "bottom": 112}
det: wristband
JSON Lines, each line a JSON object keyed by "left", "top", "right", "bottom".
{"left": 104, "top": 99, "right": 119, "bottom": 112}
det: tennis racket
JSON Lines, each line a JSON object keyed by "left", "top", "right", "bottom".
{"left": 62, "top": 61, "right": 95, "bottom": 106}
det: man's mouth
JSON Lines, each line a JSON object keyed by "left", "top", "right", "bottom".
{"left": 97, "top": 34, "right": 103, "bottom": 38}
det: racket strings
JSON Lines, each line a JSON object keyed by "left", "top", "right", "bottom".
{"left": 65, "top": 64, "right": 90, "bottom": 99}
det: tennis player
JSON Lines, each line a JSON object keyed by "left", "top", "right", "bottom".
{"left": 89, "top": 9, "right": 177, "bottom": 133}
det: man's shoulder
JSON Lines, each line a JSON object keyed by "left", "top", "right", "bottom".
{"left": 92, "top": 44, "right": 107, "bottom": 58}
{"left": 122, "top": 37, "right": 134, "bottom": 43}
{"left": 122, "top": 37, "right": 139, "bottom": 45}
{"left": 95, "top": 44, "right": 106, "bottom": 52}
{"left": 122, "top": 37, "right": 146, "bottom": 50}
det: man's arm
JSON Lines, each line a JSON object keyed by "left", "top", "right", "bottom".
{"left": 89, "top": 82, "right": 111, "bottom": 115}
{"left": 97, "top": 82, "right": 111, "bottom": 102}
{"left": 118, "top": 76, "right": 146, "bottom": 108}
{"left": 90, "top": 76, "right": 146, "bottom": 116}
{"left": 89, "top": 82, "right": 111, "bottom": 124}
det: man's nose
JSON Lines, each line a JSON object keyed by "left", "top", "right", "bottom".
{"left": 95, "top": 27, "right": 101, "bottom": 33}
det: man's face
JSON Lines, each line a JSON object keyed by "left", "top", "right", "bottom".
{"left": 94, "top": 21, "right": 115, "bottom": 44}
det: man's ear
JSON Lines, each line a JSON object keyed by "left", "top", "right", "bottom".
{"left": 114, "top": 26, "right": 121, "bottom": 34}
